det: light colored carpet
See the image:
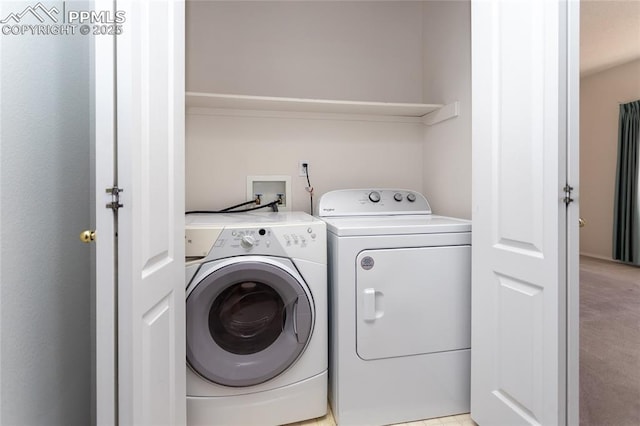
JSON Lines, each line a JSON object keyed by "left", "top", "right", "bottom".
{"left": 580, "top": 256, "right": 640, "bottom": 426}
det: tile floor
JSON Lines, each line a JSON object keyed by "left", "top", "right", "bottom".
{"left": 286, "top": 405, "right": 477, "bottom": 426}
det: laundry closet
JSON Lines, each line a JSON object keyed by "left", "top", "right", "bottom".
{"left": 184, "top": 1, "right": 471, "bottom": 218}
{"left": 173, "top": 1, "right": 576, "bottom": 424}
{"left": 89, "top": 1, "right": 577, "bottom": 424}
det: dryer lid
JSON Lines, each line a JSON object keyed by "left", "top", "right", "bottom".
{"left": 322, "top": 215, "right": 471, "bottom": 236}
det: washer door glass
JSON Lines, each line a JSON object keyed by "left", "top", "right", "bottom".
{"left": 209, "top": 281, "right": 284, "bottom": 355}
{"left": 187, "top": 260, "right": 313, "bottom": 387}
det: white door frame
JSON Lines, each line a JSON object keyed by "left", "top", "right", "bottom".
{"left": 94, "top": 0, "right": 117, "bottom": 422}
{"left": 566, "top": 1, "right": 580, "bottom": 424}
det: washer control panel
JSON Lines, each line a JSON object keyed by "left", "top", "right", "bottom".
{"left": 318, "top": 189, "right": 431, "bottom": 217}
{"left": 186, "top": 222, "right": 326, "bottom": 264}
{"left": 225, "top": 227, "right": 318, "bottom": 251}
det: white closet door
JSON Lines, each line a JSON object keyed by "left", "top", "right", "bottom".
{"left": 470, "top": 0, "right": 578, "bottom": 425}
{"left": 95, "top": 0, "right": 186, "bottom": 424}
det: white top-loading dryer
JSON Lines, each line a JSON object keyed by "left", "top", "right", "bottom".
{"left": 318, "top": 189, "right": 472, "bottom": 426}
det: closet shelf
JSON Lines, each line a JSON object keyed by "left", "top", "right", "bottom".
{"left": 185, "top": 92, "right": 443, "bottom": 118}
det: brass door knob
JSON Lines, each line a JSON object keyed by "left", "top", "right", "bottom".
{"left": 579, "top": 218, "right": 586, "bottom": 228}
{"left": 80, "top": 230, "right": 96, "bottom": 243}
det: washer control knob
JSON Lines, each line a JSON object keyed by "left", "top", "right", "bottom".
{"left": 406, "top": 193, "right": 416, "bottom": 202}
{"left": 368, "top": 191, "right": 381, "bottom": 203}
{"left": 393, "top": 192, "right": 403, "bottom": 202}
{"left": 240, "top": 235, "right": 255, "bottom": 249}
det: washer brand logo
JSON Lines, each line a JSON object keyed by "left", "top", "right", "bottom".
{"left": 360, "top": 256, "right": 374, "bottom": 270}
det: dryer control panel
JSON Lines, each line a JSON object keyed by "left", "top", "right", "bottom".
{"left": 318, "top": 188, "right": 432, "bottom": 217}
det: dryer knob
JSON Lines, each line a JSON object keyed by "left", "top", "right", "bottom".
{"left": 368, "top": 191, "right": 381, "bottom": 203}
{"left": 240, "top": 235, "right": 255, "bottom": 249}
{"left": 406, "top": 193, "right": 417, "bottom": 202}
{"left": 394, "top": 193, "right": 403, "bottom": 202}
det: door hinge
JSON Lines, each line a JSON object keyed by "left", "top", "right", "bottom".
{"left": 106, "top": 186, "right": 123, "bottom": 211}
{"left": 563, "top": 184, "right": 574, "bottom": 205}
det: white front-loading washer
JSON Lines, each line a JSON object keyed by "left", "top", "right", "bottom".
{"left": 184, "top": 212, "right": 327, "bottom": 426}
{"left": 318, "top": 189, "right": 472, "bottom": 426}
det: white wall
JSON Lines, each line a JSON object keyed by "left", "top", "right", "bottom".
{"left": 185, "top": 1, "right": 472, "bottom": 215}
{"left": 186, "top": 112, "right": 424, "bottom": 213}
{"left": 580, "top": 59, "right": 640, "bottom": 258}
{"left": 185, "top": 1, "right": 430, "bottom": 211}
{"left": 0, "top": 8, "right": 91, "bottom": 426}
{"left": 186, "top": 1, "right": 424, "bottom": 103}
{"left": 421, "top": 1, "right": 472, "bottom": 219}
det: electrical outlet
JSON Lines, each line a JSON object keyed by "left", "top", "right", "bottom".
{"left": 298, "top": 160, "right": 308, "bottom": 177}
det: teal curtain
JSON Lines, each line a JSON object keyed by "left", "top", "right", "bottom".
{"left": 613, "top": 100, "right": 640, "bottom": 264}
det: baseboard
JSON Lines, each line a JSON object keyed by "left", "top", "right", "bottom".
{"left": 580, "top": 252, "right": 639, "bottom": 267}
{"left": 580, "top": 252, "right": 613, "bottom": 262}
